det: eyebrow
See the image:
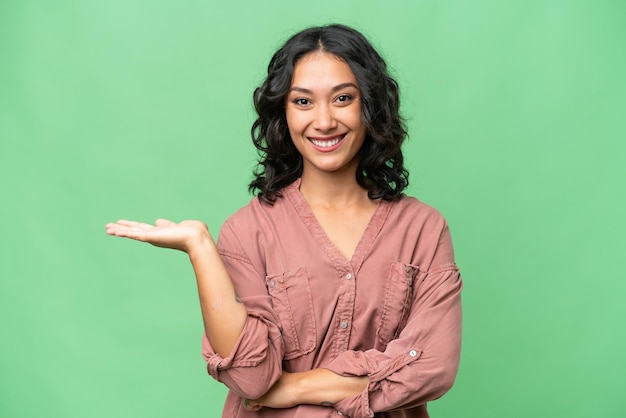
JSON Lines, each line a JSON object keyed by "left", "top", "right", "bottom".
{"left": 288, "top": 82, "right": 359, "bottom": 94}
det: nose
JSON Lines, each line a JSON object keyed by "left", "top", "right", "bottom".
{"left": 312, "top": 104, "right": 337, "bottom": 132}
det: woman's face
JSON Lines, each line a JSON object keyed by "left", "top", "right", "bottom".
{"left": 285, "top": 51, "right": 366, "bottom": 177}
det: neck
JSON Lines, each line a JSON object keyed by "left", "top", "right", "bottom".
{"left": 299, "top": 168, "right": 370, "bottom": 210}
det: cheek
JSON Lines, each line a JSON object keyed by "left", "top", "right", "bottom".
{"left": 285, "top": 113, "right": 303, "bottom": 148}
{"left": 350, "top": 116, "right": 367, "bottom": 139}
{"left": 345, "top": 105, "right": 364, "bottom": 130}
{"left": 285, "top": 109, "right": 304, "bottom": 134}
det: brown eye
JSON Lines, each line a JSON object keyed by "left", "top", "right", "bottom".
{"left": 293, "top": 98, "right": 310, "bottom": 106}
{"left": 336, "top": 94, "right": 353, "bottom": 103}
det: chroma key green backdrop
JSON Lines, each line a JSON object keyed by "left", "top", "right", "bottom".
{"left": 1, "top": 1, "right": 625, "bottom": 417}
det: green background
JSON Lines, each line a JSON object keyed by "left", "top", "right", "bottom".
{"left": 1, "top": 1, "right": 625, "bottom": 417}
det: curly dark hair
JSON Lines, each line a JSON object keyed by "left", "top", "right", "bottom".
{"left": 249, "top": 24, "right": 409, "bottom": 204}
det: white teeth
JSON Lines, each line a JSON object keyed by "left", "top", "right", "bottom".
{"left": 310, "top": 137, "right": 342, "bottom": 147}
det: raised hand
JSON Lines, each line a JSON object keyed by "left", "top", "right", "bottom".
{"left": 105, "top": 219, "right": 211, "bottom": 253}
{"left": 106, "top": 218, "right": 247, "bottom": 357}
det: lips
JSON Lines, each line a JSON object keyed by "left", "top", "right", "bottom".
{"left": 307, "top": 134, "right": 346, "bottom": 152}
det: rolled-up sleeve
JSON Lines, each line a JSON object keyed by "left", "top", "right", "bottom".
{"left": 201, "top": 219, "right": 284, "bottom": 400}
{"left": 325, "top": 224, "right": 462, "bottom": 418}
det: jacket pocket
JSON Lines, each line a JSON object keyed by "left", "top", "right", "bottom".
{"left": 265, "top": 267, "right": 317, "bottom": 360}
{"left": 376, "top": 262, "right": 419, "bottom": 346}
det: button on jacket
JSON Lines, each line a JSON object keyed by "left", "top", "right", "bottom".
{"left": 202, "top": 179, "right": 463, "bottom": 418}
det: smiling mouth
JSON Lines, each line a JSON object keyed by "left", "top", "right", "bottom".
{"left": 308, "top": 134, "right": 346, "bottom": 148}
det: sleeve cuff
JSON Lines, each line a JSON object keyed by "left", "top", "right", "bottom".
{"left": 202, "top": 313, "right": 278, "bottom": 380}
{"left": 333, "top": 384, "right": 374, "bottom": 418}
{"left": 325, "top": 348, "right": 422, "bottom": 418}
{"left": 325, "top": 348, "right": 422, "bottom": 382}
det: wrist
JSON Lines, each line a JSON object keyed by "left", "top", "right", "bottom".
{"left": 186, "top": 229, "right": 216, "bottom": 258}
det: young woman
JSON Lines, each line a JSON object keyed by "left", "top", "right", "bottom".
{"left": 106, "top": 24, "right": 462, "bottom": 418}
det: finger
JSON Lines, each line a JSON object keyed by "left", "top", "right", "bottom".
{"left": 105, "top": 222, "right": 137, "bottom": 231}
{"left": 105, "top": 226, "right": 148, "bottom": 239}
{"left": 105, "top": 223, "right": 144, "bottom": 233}
{"left": 105, "top": 223, "right": 151, "bottom": 239}
{"left": 115, "top": 220, "right": 154, "bottom": 229}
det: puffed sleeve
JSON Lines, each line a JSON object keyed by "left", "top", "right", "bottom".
{"left": 201, "top": 218, "right": 284, "bottom": 400}
{"left": 324, "top": 225, "right": 462, "bottom": 418}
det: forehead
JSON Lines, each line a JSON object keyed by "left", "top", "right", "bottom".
{"left": 291, "top": 52, "right": 357, "bottom": 88}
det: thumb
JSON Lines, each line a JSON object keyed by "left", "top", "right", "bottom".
{"left": 155, "top": 218, "right": 176, "bottom": 227}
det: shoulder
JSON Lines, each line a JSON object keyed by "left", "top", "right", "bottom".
{"left": 385, "top": 195, "right": 456, "bottom": 268}
{"left": 218, "top": 193, "right": 294, "bottom": 246}
{"left": 389, "top": 194, "right": 449, "bottom": 230}
{"left": 218, "top": 192, "right": 298, "bottom": 268}
{"left": 221, "top": 197, "right": 274, "bottom": 235}
{"left": 389, "top": 196, "right": 454, "bottom": 270}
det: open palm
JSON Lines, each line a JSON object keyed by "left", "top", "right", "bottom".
{"left": 105, "top": 219, "right": 210, "bottom": 253}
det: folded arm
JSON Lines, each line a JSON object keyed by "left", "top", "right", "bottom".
{"left": 326, "top": 264, "right": 462, "bottom": 417}
{"left": 243, "top": 369, "right": 369, "bottom": 411}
